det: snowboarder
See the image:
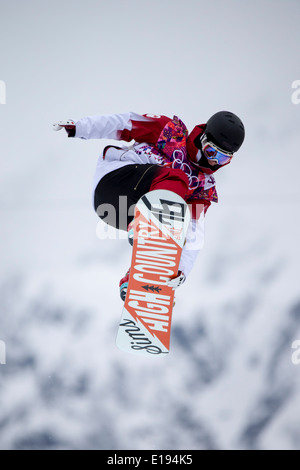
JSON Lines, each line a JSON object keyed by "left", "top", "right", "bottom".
{"left": 53, "top": 111, "right": 245, "bottom": 300}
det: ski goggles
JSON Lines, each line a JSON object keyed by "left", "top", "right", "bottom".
{"left": 200, "top": 133, "right": 233, "bottom": 165}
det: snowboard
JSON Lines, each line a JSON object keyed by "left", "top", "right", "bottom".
{"left": 116, "top": 190, "right": 190, "bottom": 356}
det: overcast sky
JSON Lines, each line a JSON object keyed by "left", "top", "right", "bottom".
{"left": 1, "top": 0, "right": 300, "bottom": 275}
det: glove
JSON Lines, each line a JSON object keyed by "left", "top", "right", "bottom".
{"left": 166, "top": 271, "right": 186, "bottom": 289}
{"left": 53, "top": 120, "right": 76, "bottom": 137}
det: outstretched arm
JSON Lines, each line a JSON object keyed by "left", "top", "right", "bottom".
{"left": 53, "top": 112, "right": 171, "bottom": 143}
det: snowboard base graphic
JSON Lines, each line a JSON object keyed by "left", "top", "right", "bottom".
{"left": 116, "top": 190, "right": 190, "bottom": 356}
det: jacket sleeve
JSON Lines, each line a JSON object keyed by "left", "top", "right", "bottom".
{"left": 179, "top": 201, "right": 210, "bottom": 277}
{"left": 74, "top": 112, "right": 171, "bottom": 143}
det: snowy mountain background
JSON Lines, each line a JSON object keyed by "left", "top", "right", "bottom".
{"left": 1, "top": 0, "right": 300, "bottom": 450}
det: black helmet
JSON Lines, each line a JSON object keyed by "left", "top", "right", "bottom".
{"left": 205, "top": 111, "right": 245, "bottom": 153}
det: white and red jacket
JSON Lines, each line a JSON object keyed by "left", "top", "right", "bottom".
{"left": 74, "top": 112, "right": 219, "bottom": 277}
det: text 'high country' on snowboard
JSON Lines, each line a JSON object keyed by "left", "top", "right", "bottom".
{"left": 116, "top": 190, "right": 190, "bottom": 356}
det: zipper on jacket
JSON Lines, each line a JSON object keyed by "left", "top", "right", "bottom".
{"left": 134, "top": 165, "right": 154, "bottom": 191}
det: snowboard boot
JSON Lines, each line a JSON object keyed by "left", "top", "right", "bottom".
{"left": 119, "top": 268, "right": 130, "bottom": 301}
